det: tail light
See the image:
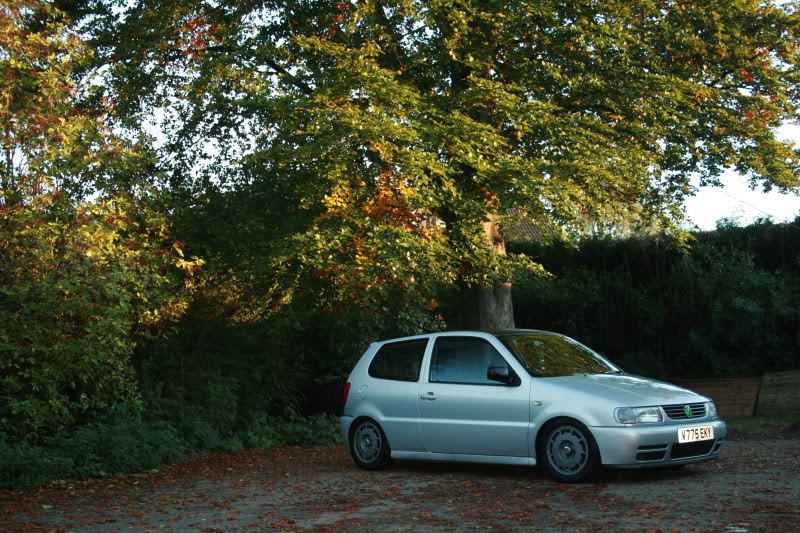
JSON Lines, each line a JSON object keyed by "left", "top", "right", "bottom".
{"left": 342, "top": 382, "right": 351, "bottom": 405}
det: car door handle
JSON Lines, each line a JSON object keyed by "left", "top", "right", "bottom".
{"left": 420, "top": 392, "right": 437, "bottom": 400}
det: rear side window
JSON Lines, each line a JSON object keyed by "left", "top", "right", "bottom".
{"left": 368, "top": 339, "right": 428, "bottom": 382}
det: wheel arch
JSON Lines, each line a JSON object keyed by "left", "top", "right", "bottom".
{"left": 348, "top": 416, "right": 394, "bottom": 470}
{"left": 534, "top": 415, "right": 603, "bottom": 465}
{"left": 348, "top": 415, "right": 383, "bottom": 440}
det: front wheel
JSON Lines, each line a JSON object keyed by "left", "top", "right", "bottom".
{"left": 349, "top": 419, "right": 392, "bottom": 470}
{"left": 539, "top": 419, "right": 601, "bottom": 483}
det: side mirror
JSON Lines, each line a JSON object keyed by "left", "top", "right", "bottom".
{"left": 487, "top": 365, "right": 514, "bottom": 384}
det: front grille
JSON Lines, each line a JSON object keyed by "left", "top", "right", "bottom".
{"left": 662, "top": 403, "right": 706, "bottom": 420}
{"left": 670, "top": 440, "right": 714, "bottom": 459}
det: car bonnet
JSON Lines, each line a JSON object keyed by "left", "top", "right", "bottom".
{"left": 541, "top": 373, "right": 708, "bottom": 406}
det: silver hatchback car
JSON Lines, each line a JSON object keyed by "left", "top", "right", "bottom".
{"left": 340, "top": 329, "right": 726, "bottom": 482}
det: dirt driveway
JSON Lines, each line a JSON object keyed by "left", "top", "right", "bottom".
{"left": 3, "top": 430, "right": 799, "bottom": 533}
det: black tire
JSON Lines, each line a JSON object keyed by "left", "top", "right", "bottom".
{"left": 538, "top": 418, "right": 601, "bottom": 483}
{"left": 349, "top": 419, "right": 393, "bottom": 470}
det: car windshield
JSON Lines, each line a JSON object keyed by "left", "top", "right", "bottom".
{"left": 496, "top": 333, "right": 619, "bottom": 378}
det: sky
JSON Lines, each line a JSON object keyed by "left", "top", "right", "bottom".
{"left": 682, "top": 124, "right": 800, "bottom": 230}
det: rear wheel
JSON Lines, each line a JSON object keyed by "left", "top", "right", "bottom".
{"left": 539, "top": 418, "right": 601, "bottom": 483}
{"left": 349, "top": 419, "right": 392, "bottom": 470}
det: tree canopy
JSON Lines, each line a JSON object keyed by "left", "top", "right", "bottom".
{"left": 63, "top": 0, "right": 800, "bottom": 324}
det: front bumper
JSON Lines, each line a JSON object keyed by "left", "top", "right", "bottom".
{"left": 591, "top": 419, "right": 727, "bottom": 468}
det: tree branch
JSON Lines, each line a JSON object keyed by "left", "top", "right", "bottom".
{"left": 262, "top": 58, "right": 314, "bottom": 95}
{"left": 160, "top": 45, "right": 315, "bottom": 96}
{"left": 374, "top": 2, "right": 407, "bottom": 72}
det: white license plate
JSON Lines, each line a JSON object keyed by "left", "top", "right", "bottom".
{"left": 678, "top": 425, "right": 714, "bottom": 443}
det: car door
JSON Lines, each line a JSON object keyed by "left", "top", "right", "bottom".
{"left": 417, "top": 335, "right": 530, "bottom": 457}
{"left": 364, "top": 337, "right": 430, "bottom": 453}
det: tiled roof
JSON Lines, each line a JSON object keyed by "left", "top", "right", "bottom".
{"left": 504, "top": 208, "right": 561, "bottom": 243}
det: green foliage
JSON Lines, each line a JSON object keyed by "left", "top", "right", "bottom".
{"left": 510, "top": 221, "right": 800, "bottom": 379}
{"left": 138, "top": 319, "right": 308, "bottom": 432}
{"left": 0, "top": 410, "right": 342, "bottom": 490}
{"left": 44, "top": 414, "right": 187, "bottom": 480}
{"left": 0, "top": 1, "right": 156, "bottom": 200}
{"left": 244, "top": 413, "right": 343, "bottom": 450}
{"left": 0, "top": 411, "right": 186, "bottom": 489}
{"left": 1, "top": 1, "right": 202, "bottom": 444}
{"left": 0, "top": 194, "right": 202, "bottom": 442}
{"left": 669, "top": 244, "right": 797, "bottom": 376}
{"left": 74, "top": 0, "right": 800, "bottom": 318}
{"left": 0, "top": 435, "right": 58, "bottom": 489}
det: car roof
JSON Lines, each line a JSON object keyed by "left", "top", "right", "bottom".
{"left": 372, "top": 328, "right": 559, "bottom": 345}
{"left": 482, "top": 328, "right": 556, "bottom": 336}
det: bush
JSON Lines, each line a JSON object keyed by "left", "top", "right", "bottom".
{"left": 509, "top": 221, "right": 800, "bottom": 379}
{"left": 46, "top": 417, "right": 187, "bottom": 480}
{"left": 244, "top": 413, "right": 343, "bottom": 449}
{"left": 0, "top": 196, "right": 201, "bottom": 443}
{"left": 0, "top": 436, "right": 58, "bottom": 489}
{"left": 0, "top": 411, "right": 187, "bottom": 489}
{"left": 0, "top": 410, "right": 343, "bottom": 490}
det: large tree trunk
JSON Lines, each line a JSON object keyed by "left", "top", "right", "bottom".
{"left": 456, "top": 282, "right": 515, "bottom": 330}
{"left": 454, "top": 214, "right": 516, "bottom": 330}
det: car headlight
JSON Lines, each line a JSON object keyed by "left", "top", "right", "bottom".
{"left": 706, "top": 401, "right": 718, "bottom": 419}
{"left": 615, "top": 406, "right": 663, "bottom": 424}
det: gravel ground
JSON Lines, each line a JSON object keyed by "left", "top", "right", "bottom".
{"left": 2, "top": 430, "right": 799, "bottom": 533}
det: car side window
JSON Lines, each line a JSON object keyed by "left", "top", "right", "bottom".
{"left": 430, "top": 336, "right": 513, "bottom": 385}
{"left": 368, "top": 339, "right": 428, "bottom": 382}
